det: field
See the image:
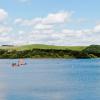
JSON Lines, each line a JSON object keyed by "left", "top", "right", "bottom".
{"left": 0, "top": 44, "right": 87, "bottom": 51}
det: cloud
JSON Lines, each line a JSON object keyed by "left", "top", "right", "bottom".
{"left": 0, "top": 24, "right": 100, "bottom": 46}
{"left": 62, "top": 29, "right": 91, "bottom": 37}
{"left": 14, "top": 11, "right": 72, "bottom": 31}
{"left": 93, "top": 24, "right": 100, "bottom": 33}
{"left": 14, "top": 17, "right": 42, "bottom": 26}
{"left": 0, "top": 10, "right": 100, "bottom": 46}
{"left": 0, "top": 1, "right": 99, "bottom": 46}
{"left": 0, "top": 9, "right": 8, "bottom": 22}
{"left": 14, "top": 11, "right": 72, "bottom": 29}
{"left": 34, "top": 24, "right": 53, "bottom": 30}
{"left": 8, "top": 28, "right": 90, "bottom": 46}
{"left": 0, "top": 26, "right": 12, "bottom": 34}
{"left": 41, "top": 11, "right": 72, "bottom": 25}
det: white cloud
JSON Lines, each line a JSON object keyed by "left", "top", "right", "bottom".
{"left": 3, "top": 22, "right": 99, "bottom": 46}
{"left": 93, "top": 24, "right": 100, "bottom": 33}
{"left": 15, "top": 11, "right": 72, "bottom": 27}
{"left": 0, "top": 9, "right": 8, "bottom": 22}
{"left": 0, "top": 24, "right": 100, "bottom": 46}
{"left": 62, "top": 29, "right": 92, "bottom": 37}
{"left": 34, "top": 24, "right": 53, "bottom": 30}
{"left": 14, "top": 18, "right": 42, "bottom": 26}
{"left": 1, "top": 10, "right": 100, "bottom": 46}
{"left": 14, "top": 11, "right": 72, "bottom": 31}
{"left": 42, "top": 11, "right": 72, "bottom": 25}
{"left": 0, "top": 26, "right": 12, "bottom": 34}
{"left": 14, "top": 18, "right": 22, "bottom": 24}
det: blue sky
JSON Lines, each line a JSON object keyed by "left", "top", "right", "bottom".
{"left": 0, "top": 0, "right": 100, "bottom": 45}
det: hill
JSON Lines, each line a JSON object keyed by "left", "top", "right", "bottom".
{"left": 83, "top": 45, "right": 100, "bottom": 53}
{"left": 0, "top": 44, "right": 87, "bottom": 51}
{"left": 83, "top": 45, "right": 100, "bottom": 57}
{"left": 0, "top": 44, "right": 99, "bottom": 59}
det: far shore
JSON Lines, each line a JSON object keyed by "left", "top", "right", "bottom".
{"left": 0, "top": 44, "right": 99, "bottom": 59}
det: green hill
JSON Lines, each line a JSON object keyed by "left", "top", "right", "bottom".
{"left": 0, "top": 44, "right": 89, "bottom": 59}
{"left": 2, "top": 44, "right": 100, "bottom": 59}
{"left": 82, "top": 45, "right": 100, "bottom": 57}
{"left": 83, "top": 45, "right": 100, "bottom": 53}
{"left": 0, "top": 44, "right": 87, "bottom": 51}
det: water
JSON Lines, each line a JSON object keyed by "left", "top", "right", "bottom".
{"left": 0, "top": 59, "right": 100, "bottom": 100}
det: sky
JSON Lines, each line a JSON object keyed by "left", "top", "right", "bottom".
{"left": 0, "top": 0, "right": 100, "bottom": 46}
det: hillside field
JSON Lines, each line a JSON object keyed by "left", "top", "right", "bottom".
{"left": 0, "top": 44, "right": 87, "bottom": 51}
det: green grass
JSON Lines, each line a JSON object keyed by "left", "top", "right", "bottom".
{"left": 0, "top": 44, "right": 87, "bottom": 51}
{"left": 63, "top": 46, "right": 87, "bottom": 51}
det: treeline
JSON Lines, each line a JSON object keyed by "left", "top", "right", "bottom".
{"left": 0, "top": 48, "right": 96, "bottom": 59}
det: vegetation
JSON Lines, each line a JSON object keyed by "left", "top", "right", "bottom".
{"left": 82, "top": 45, "right": 100, "bottom": 57}
{"left": 0, "top": 44, "right": 86, "bottom": 51}
{"left": 0, "top": 44, "right": 99, "bottom": 59}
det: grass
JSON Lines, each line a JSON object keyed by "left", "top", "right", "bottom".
{"left": 0, "top": 44, "right": 87, "bottom": 51}
{"left": 63, "top": 46, "right": 87, "bottom": 51}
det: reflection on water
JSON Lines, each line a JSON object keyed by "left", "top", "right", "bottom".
{"left": 0, "top": 59, "right": 100, "bottom": 100}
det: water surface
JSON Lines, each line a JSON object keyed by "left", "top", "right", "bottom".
{"left": 0, "top": 59, "right": 100, "bottom": 100}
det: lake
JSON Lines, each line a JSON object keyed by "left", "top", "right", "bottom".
{"left": 0, "top": 59, "right": 100, "bottom": 100}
